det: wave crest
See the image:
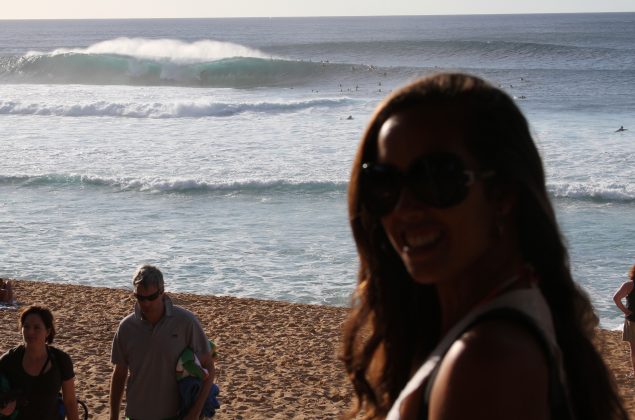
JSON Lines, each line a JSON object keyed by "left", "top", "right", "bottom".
{"left": 549, "top": 181, "right": 635, "bottom": 202}
{"left": 0, "top": 97, "right": 352, "bottom": 118}
{"left": 0, "top": 37, "right": 355, "bottom": 88}
{"left": 0, "top": 173, "right": 347, "bottom": 194}
{"left": 3, "top": 175, "right": 634, "bottom": 203}
{"left": 34, "top": 37, "right": 272, "bottom": 64}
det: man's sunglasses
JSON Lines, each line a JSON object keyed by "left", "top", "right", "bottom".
{"left": 134, "top": 290, "right": 162, "bottom": 302}
{"left": 360, "top": 152, "right": 494, "bottom": 216}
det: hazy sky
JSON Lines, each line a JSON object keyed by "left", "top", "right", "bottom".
{"left": 2, "top": 0, "right": 634, "bottom": 19}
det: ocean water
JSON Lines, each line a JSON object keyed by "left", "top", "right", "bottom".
{"left": 0, "top": 14, "right": 634, "bottom": 328}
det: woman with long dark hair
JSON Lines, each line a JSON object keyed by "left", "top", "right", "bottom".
{"left": 341, "top": 73, "right": 627, "bottom": 419}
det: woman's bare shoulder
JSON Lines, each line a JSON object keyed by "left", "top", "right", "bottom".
{"left": 428, "top": 318, "right": 550, "bottom": 419}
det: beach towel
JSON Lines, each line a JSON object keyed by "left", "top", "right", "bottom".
{"left": 175, "top": 340, "right": 221, "bottom": 417}
{"left": 176, "top": 339, "right": 218, "bottom": 381}
{"left": 178, "top": 378, "right": 220, "bottom": 418}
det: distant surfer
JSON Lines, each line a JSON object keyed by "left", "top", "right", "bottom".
{"left": 616, "top": 126, "right": 627, "bottom": 132}
{"left": 346, "top": 115, "right": 353, "bottom": 120}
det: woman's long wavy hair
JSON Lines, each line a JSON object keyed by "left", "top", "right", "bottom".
{"left": 340, "top": 73, "right": 627, "bottom": 419}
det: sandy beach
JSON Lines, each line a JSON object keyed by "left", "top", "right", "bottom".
{"left": 1, "top": 279, "right": 635, "bottom": 419}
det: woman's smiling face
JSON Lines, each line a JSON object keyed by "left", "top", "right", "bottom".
{"left": 377, "top": 106, "right": 498, "bottom": 286}
{"left": 22, "top": 313, "right": 50, "bottom": 346}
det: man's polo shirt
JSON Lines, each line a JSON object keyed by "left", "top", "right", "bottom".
{"left": 111, "top": 295, "right": 210, "bottom": 420}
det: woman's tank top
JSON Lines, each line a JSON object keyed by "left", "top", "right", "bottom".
{"left": 625, "top": 284, "right": 635, "bottom": 321}
{"left": 385, "top": 287, "right": 574, "bottom": 420}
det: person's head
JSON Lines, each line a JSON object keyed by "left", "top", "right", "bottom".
{"left": 133, "top": 264, "right": 164, "bottom": 292}
{"left": 20, "top": 305, "right": 55, "bottom": 345}
{"left": 132, "top": 265, "right": 165, "bottom": 321}
{"left": 629, "top": 264, "right": 635, "bottom": 281}
{"left": 349, "top": 73, "right": 556, "bottom": 289}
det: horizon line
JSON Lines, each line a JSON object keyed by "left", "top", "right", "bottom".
{"left": 1, "top": 10, "right": 634, "bottom": 21}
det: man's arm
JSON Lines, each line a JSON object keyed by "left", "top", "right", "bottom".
{"left": 182, "top": 352, "right": 215, "bottom": 420}
{"left": 614, "top": 282, "right": 634, "bottom": 315}
{"left": 109, "top": 363, "right": 128, "bottom": 420}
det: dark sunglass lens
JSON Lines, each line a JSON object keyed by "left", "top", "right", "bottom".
{"left": 361, "top": 163, "right": 401, "bottom": 215}
{"left": 409, "top": 153, "right": 470, "bottom": 208}
{"left": 135, "top": 291, "right": 160, "bottom": 301}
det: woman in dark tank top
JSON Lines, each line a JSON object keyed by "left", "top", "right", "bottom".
{"left": 0, "top": 306, "right": 79, "bottom": 420}
{"left": 614, "top": 264, "right": 635, "bottom": 376}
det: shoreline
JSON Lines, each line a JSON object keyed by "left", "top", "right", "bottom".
{"left": 1, "top": 279, "right": 634, "bottom": 418}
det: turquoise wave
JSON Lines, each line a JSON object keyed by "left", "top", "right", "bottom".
{"left": 0, "top": 53, "right": 358, "bottom": 88}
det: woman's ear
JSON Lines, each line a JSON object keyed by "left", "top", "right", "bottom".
{"left": 492, "top": 182, "right": 518, "bottom": 218}
{"left": 487, "top": 182, "right": 518, "bottom": 241}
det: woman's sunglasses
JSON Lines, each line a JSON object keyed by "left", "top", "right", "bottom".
{"left": 360, "top": 152, "right": 494, "bottom": 216}
{"left": 133, "top": 290, "right": 162, "bottom": 302}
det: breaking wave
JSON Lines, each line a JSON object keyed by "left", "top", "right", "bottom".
{"left": 0, "top": 37, "right": 362, "bottom": 88}
{"left": 0, "top": 98, "right": 353, "bottom": 118}
{"left": 0, "top": 173, "right": 347, "bottom": 194}
{"left": 548, "top": 181, "right": 635, "bottom": 202}
{"left": 2, "top": 174, "right": 634, "bottom": 203}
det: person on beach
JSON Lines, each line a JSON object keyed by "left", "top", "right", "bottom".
{"left": 341, "top": 73, "right": 627, "bottom": 419}
{"left": 0, "top": 305, "right": 80, "bottom": 420}
{"left": 109, "top": 265, "right": 215, "bottom": 420}
{"left": 613, "top": 264, "right": 635, "bottom": 376}
{"left": 0, "top": 279, "right": 14, "bottom": 304}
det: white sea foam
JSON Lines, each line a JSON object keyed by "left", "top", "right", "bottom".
{"left": 27, "top": 37, "right": 274, "bottom": 64}
{"left": 0, "top": 98, "right": 352, "bottom": 118}
{"left": 5, "top": 172, "right": 634, "bottom": 202}
{"left": 548, "top": 181, "right": 635, "bottom": 202}
{"left": 0, "top": 173, "right": 347, "bottom": 194}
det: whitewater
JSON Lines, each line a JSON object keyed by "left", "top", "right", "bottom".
{"left": 0, "top": 14, "right": 634, "bottom": 328}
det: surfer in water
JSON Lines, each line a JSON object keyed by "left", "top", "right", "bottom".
{"left": 616, "top": 126, "right": 627, "bottom": 132}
